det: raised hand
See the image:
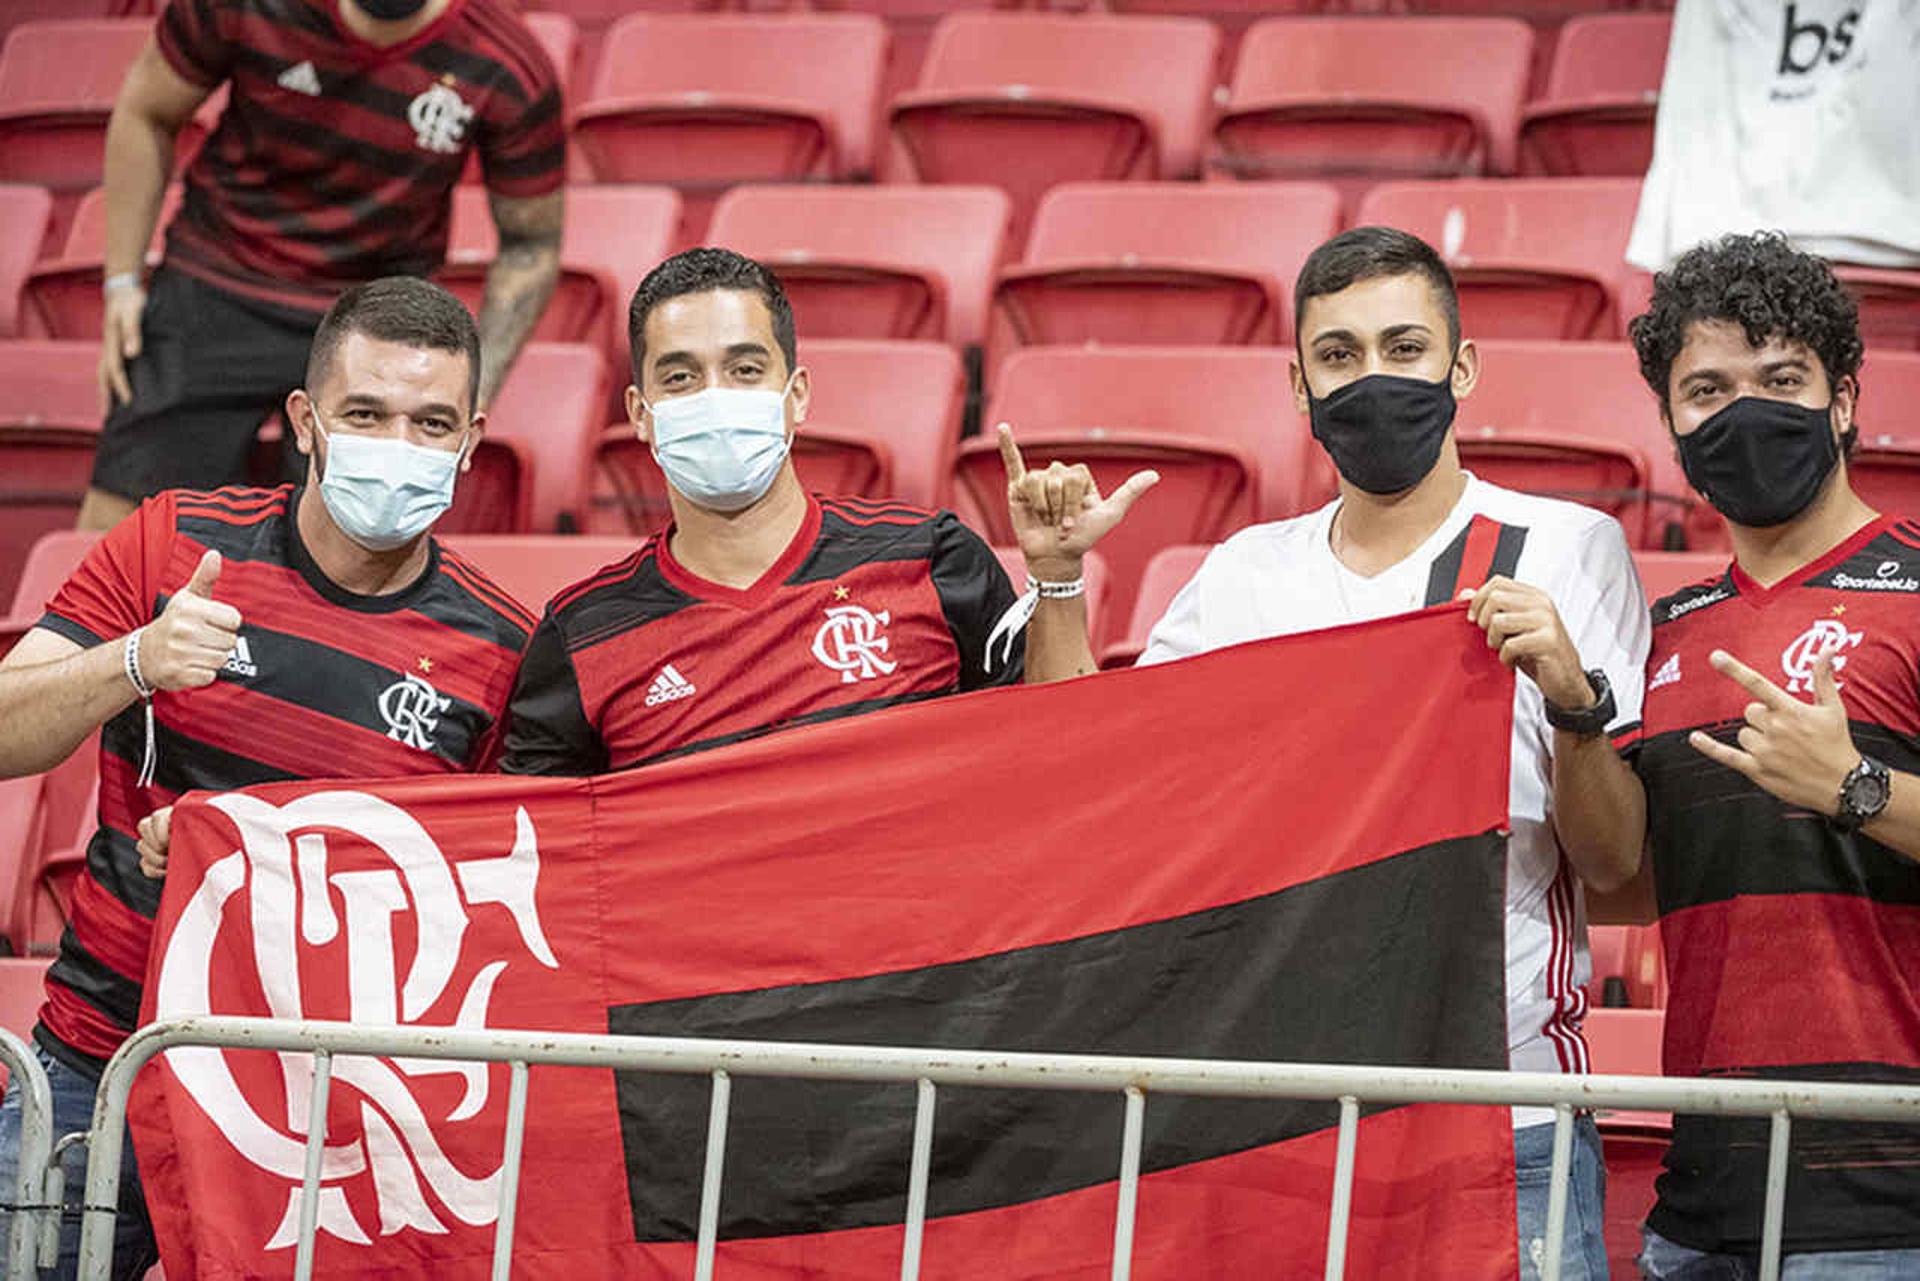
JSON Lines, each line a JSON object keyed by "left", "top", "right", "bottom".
{"left": 998, "top": 423, "right": 1158, "bottom": 581}
{"left": 138, "top": 550, "right": 243, "bottom": 692}
{"left": 1688, "top": 647, "right": 1858, "bottom": 814}
{"left": 1463, "top": 575, "right": 1594, "bottom": 712}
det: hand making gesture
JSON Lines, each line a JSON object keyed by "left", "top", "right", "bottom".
{"left": 1690, "top": 647, "right": 1859, "bottom": 814}
{"left": 997, "top": 423, "right": 1159, "bottom": 582}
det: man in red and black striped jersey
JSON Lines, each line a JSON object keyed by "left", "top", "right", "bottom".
{"left": 79, "top": 0, "right": 566, "bottom": 532}
{"left": 501, "top": 249, "right": 1022, "bottom": 775}
{"left": 0, "top": 279, "right": 532, "bottom": 1276}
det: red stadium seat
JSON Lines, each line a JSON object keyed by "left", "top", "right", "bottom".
{"left": 437, "top": 534, "right": 635, "bottom": 616}
{"left": 1, "top": 528, "right": 99, "bottom": 665}
{"left": 439, "top": 183, "right": 681, "bottom": 377}
{"left": 0, "top": 185, "right": 51, "bottom": 333}
{"left": 1214, "top": 18, "right": 1534, "bottom": 187}
{"left": 573, "top": 14, "right": 888, "bottom": 203}
{"left": 992, "top": 545, "right": 1112, "bottom": 655}
{"left": 958, "top": 346, "right": 1302, "bottom": 644}
{"left": 1632, "top": 550, "right": 1725, "bottom": 605}
{"left": 1584, "top": 1001, "right": 1670, "bottom": 1266}
{"left": 589, "top": 338, "right": 965, "bottom": 534}
{"left": 709, "top": 185, "right": 1010, "bottom": 345}
{"left": 452, "top": 342, "right": 609, "bottom": 536}
{"left": 20, "top": 182, "right": 180, "bottom": 339}
{"left": 1837, "top": 266, "right": 1920, "bottom": 355}
{"left": 888, "top": 14, "right": 1219, "bottom": 237}
{"left": 1098, "top": 542, "right": 1209, "bottom": 669}
{"left": 989, "top": 182, "right": 1342, "bottom": 363}
{"left": 1520, "top": 13, "right": 1670, "bottom": 179}
{"left": 1354, "top": 179, "right": 1643, "bottom": 341}
{"left": 1846, "top": 351, "right": 1920, "bottom": 519}
{"left": 0, "top": 341, "right": 103, "bottom": 604}
{"left": 0, "top": 958, "right": 50, "bottom": 1039}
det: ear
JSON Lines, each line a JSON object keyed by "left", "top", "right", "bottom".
{"left": 625, "top": 384, "right": 652, "bottom": 444}
{"left": 460, "top": 411, "right": 486, "bottom": 474}
{"left": 1831, "top": 374, "right": 1858, "bottom": 442}
{"left": 1450, "top": 339, "right": 1480, "bottom": 401}
{"left": 788, "top": 365, "right": 810, "bottom": 431}
{"left": 1289, "top": 359, "right": 1310, "bottom": 416}
{"left": 287, "top": 388, "right": 318, "bottom": 457}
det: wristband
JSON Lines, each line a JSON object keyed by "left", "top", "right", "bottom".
{"left": 984, "top": 574, "right": 1087, "bottom": 674}
{"left": 1026, "top": 574, "right": 1086, "bottom": 601}
{"left": 103, "top": 272, "right": 142, "bottom": 295}
{"left": 123, "top": 628, "right": 158, "bottom": 788}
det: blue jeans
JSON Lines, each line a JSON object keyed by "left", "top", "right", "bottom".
{"left": 1639, "top": 1228, "right": 1920, "bottom": 1279}
{"left": 1515, "top": 1113, "right": 1611, "bottom": 1281}
{"left": 0, "top": 1042, "right": 156, "bottom": 1281}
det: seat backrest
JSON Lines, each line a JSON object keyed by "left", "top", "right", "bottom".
{"left": 1111, "top": 542, "right": 1209, "bottom": 663}
{"left": 710, "top": 185, "right": 1009, "bottom": 346}
{"left": 801, "top": 339, "right": 965, "bottom": 509}
{"left": 1631, "top": 550, "right": 1725, "bottom": 605}
{"left": 1545, "top": 12, "right": 1672, "bottom": 100}
{"left": 0, "top": 185, "right": 50, "bottom": 334}
{"left": 483, "top": 342, "right": 610, "bottom": 532}
{"left": 6, "top": 529, "right": 100, "bottom": 618}
{"left": 438, "top": 534, "right": 635, "bottom": 617}
{"left": 1458, "top": 340, "right": 1665, "bottom": 454}
{"left": 914, "top": 13, "right": 1220, "bottom": 176}
{"left": 0, "top": 958, "right": 50, "bottom": 1040}
{"left": 1356, "top": 179, "right": 1640, "bottom": 284}
{"left": 588, "top": 14, "right": 888, "bottom": 174}
{"left": 1858, "top": 351, "right": 1920, "bottom": 447}
{"left": 521, "top": 11, "right": 579, "bottom": 96}
{"left": 0, "top": 19, "right": 151, "bottom": 116}
{"left": 0, "top": 340, "right": 101, "bottom": 430}
{"left": 59, "top": 182, "right": 181, "bottom": 262}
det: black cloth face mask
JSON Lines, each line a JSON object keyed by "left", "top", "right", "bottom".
{"left": 1307, "top": 372, "right": 1458, "bottom": 496}
{"left": 1675, "top": 396, "right": 1839, "bottom": 528}
{"left": 354, "top": 0, "right": 428, "bottom": 19}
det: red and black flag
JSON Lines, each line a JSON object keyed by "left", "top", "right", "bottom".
{"left": 137, "top": 606, "right": 1518, "bottom": 1279}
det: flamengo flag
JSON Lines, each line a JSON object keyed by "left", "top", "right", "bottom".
{"left": 135, "top": 606, "right": 1519, "bottom": 1279}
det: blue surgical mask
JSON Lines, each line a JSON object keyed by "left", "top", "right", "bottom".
{"left": 314, "top": 417, "right": 467, "bottom": 551}
{"left": 644, "top": 379, "right": 794, "bottom": 513}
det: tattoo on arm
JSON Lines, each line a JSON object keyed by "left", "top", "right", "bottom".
{"left": 475, "top": 189, "right": 564, "bottom": 409}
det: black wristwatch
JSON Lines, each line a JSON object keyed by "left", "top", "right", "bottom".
{"left": 1832, "top": 755, "right": 1893, "bottom": 834}
{"left": 1543, "top": 669, "right": 1616, "bottom": 738}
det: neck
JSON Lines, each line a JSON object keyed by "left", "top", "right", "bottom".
{"left": 666, "top": 466, "right": 809, "bottom": 590}
{"left": 296, "top": 484, "right": 434, "bottom": 596}
{"left": 1727, "top": 466, "right": 1878, "bottom": 588}
{"left": 1329, "top": 451, "right": 1467, "bottom": 578}
{"left": 338, "top": 0, "right": 450, "bottom": 45}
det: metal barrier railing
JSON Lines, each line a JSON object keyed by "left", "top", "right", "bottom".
{"left": 67, "top": 1017, "right": 1920, "bottom": 1281}
{"left": 0, "top": 1027, "right": 54, "bottom": 1281}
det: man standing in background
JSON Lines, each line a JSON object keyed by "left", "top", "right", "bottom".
{"left": 81, "top": 0, "right": 567, "bottom": 530}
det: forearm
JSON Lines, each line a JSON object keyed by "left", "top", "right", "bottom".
{"left": 474, "top": 239, "right": 559, "bottom": 408}
{"left": 1024, "top": 596, "right": 1098, "bottom": 684}
{"left": 102, "top": 106, "right": 178, "bottom": 278}
{"left": 1550, "top": 732, "right": 1646, "bottom": 893}
{"left": 0, "top": 641, "right": 139, "bottom": 777}
{"left": 1860, "top": 769, "right": 1920, "bottom": 862}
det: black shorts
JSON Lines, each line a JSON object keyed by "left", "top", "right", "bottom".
{"left": 90, "top": 267, "right": 323, "bottom": 501}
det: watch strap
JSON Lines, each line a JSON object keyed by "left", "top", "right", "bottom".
{"left": 1543, "top": 669, "right": 1616, "bottom": 737}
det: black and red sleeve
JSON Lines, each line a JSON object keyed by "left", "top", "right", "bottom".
{"left": 478, "top": 30, "right": 567, "bottom": 199}
{"left": 499, "top": 612, "right": 608, "bottom": 776}
{"left": 155, "top": 0, "right": 235, "bottom": 88}
{"left": 931, "top": 513, "right": 1023, "bottom": 691}
{"left": 38, "top": 496, "right": 173, "bottom": 649}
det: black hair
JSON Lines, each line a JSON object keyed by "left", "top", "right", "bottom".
{"left": 306, "top": 276, "right": 481, "bottom": 412}
{"left": 627, "top": 247, "right": 797, "bottom": 385}
{"left": 1628, "top": 232, "right": 1863, "bottom": 436}
{"left": 1293, "top": 226, "right": 1462, "bottom": 350}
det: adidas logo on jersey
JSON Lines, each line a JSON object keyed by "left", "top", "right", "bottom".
{"left": 277, "top": 60, "right": 322, "bottom": 97}
{"left": 222, "top": 636, "right": 259, "bottom": 680}
{"left": 1648, "top": 653, "right": 1680, "bottom": 691}
{"left": 644, "top": 664, "right": 696, "bottom": 707}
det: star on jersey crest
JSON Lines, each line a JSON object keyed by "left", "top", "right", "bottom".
{"left": 417, "top": 656, "right": 435, "bottom": 674}
{"left": 833, "top": 585, "right": 850, "bottom": 601}
{"left": 1832, "top": 604, "right": 1847, "bottom": 617}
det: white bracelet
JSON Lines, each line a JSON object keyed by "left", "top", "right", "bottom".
{"left": 124, "top": 628, "right": 159, "bottom": 788}
{"left": 102, "top": 272, "right": 142, "bottom": 295}
{"left": 1025, "top": 574, "right": 1086, "bottom": 601}
{"left": 123, "top": 628, "right": 155, "bottom": 699}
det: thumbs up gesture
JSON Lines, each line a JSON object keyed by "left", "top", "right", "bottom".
{"left": 136, "top": 550, "right": 244, "bottom": 692}
{"left": 998, "top": 423, "right": 1159, "bottom": 581}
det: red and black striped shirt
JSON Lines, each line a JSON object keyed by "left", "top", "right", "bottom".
{"left": 155, "top": 0, "right": 565, "bottom": 313}
{"left": 501, "top": 496, "right": 1023, "bottom": 775}
{"left": 1624, "top": 515, "right": 1920, "bottom": 1253}
{"left": 33, "top": 485, "right": 534, "bottom": 1069}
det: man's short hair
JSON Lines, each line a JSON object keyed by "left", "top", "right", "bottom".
{"left": 1628, "top": 231, "right": 1864, "bottom": 422}
{"left": 307, "top": 277, "right": 481, "bottom": 413}
{"left": 1293, "top": 226, "right": 1462, "bottom": 350}
{"left": 628, "top": 247, "right": 798, "bottom": 385}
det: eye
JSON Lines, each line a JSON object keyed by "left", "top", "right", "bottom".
{"left": 1769, "top": 373, "right": 1805, "bottom": 391}
{"left": 1317, "top": 347, "right": 1352, "bottom": 365}
{"left": 419, "top": 418, "right": 454, "bottom": 435}
{"left": 1389, "top": 340, "right": 1426, "bottom": 360}
{"left": 345, "top": 408, "right": 379, "bottom": 423}
{"left": 730, "top": 362, "right": 766, "bottom": 381}
{"left": 660, "top": 371, "right": 693, "bottom": 390}
{"left": 1688, "top": 383, "right": 1721, "bottom": 402}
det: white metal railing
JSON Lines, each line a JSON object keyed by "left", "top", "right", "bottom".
{"left": 60, "top": 1017, "right": 1920, "bottom": 1281}
{"left": 0, "top": 1028, "right": 53, "bottom": 1280}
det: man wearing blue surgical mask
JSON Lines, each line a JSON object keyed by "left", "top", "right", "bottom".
{"left": 0, "top": 276, "right": 534, "bottom": 1276}
{"left": 1010, "top": 227, "right": 1651, "bottom": 1281}
{"left": 500, "top": 248, "right": 1022, "bottom": 776}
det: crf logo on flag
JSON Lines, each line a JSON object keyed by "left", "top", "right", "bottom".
{"left": 151, "top": 791, "right": 558, "bottom": 1252}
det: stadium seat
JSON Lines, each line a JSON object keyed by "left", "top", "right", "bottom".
{"left": 1353, "top": 179, "right": 1643, "bottom": 341}
{"left": 1214, "top": 18, "right": 1534, "bottom": 187}
{"left": 0, "top": 528, "right": 100, "bottom": 660}
{"left": 454, "top": 342, "right": 610, "bottom": 535}
{"left": 1837, "top": 266, "right": 1920, "bottom": 355}
{"left": 589, "top": 338, "right": 965, "bottom": 534}
{"left": 992, "top": 545, "right": 1112, "bottom": 655}
{"left": 888, "top": 14, "right": 1219, "bottom": 237}
{"left": 572, "top": 14, "right": 888, "bottom": 202}
{"left": 989, "top": 182, "right": 1341, "bottom": 364}
{"left": 0, "top": 958, "right": 49, "bottom": 1038}
{"left": 1520, "top": 13, "right": 1670, "bottom": 178}
{"left": 1846, "top": 351, "right": 1920, "bottom": 519}
{"left": 957, "top": 346, "right": 1302, "bottom": 645}
{"left": 0, "top": 20, "right": 209, "bottom": 250}
{"left": 20, "top": 182, "right": 181, "bottom": 339}
{"left": 708, "top": 185, "right": 1010, "bottom": 345}
{"left": 0, "top": 341, "right": 104, "bottom": 604}
{"left": 439, "top": 183, "right": 681, "bottom": 376}
{"left": 1632, "top": 550, "right": 1725, "bottom": 605}
{"left": 437, "top": 534, "right": 635, "bottom": 615}
{"left": 1098, "top": 542, "right": 1209, "bottom": 669}
{"left": 0, "top": 185, "right": 51, "bottom": 334}
{"left": 1585, "top": 1001, "right": 1670, "bottom": 1270}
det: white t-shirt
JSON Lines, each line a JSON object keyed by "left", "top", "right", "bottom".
{"left": 1140, "top": 476, "right": 1651, "bottom": 1126}
{"left": 1627, "top": 0, "right": 1920, "bottom": 271}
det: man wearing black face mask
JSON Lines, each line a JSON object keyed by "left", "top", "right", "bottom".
{"left": 1011, "top": 226, "right": 1649, "bottom": 1280}
{"left": 1602, "top": 233, "right": 1920, "bottom": 1276}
